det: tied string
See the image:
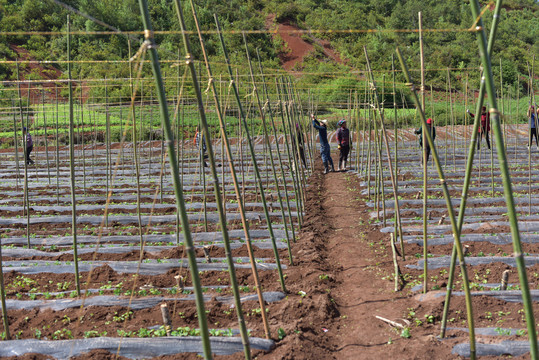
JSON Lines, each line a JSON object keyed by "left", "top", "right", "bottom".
{"left": 469, "top": 0, "right": 495, "bottom": 31}
{"left": 129, "top": 39, "right": 158, "bottom": 63}
{"left": 204, "top": 78, "right": 214, "bottom": 95}
{"left": 245, "top": 85, "right": 257, "bottom": 98}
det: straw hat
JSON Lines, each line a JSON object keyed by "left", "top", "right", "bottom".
{"left": 320, "top": 119, "right": 328, "bottom": 125}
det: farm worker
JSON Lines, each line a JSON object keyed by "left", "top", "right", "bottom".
{"left": 311, "top": 114, "right": 334, "bottom": 174}
{"left": 194, "top": 126, "right": 209, "bottom": 167}
{"left": 467, "top": 106, "right": 491, "bottom": 150}
{"left": 528, "top": 104, "right": 538, "bottom": 149}
{"left": 414, "top": 118, "right": 436, "bottom": 163}
{"left": 336, "top": 119, "right": 351, "bottom": 171}
{"left": 22, "top": 127, "right": 34, "bottom": 165}
{"left": 293, "top": 123, "right": 307, "bottom": 168}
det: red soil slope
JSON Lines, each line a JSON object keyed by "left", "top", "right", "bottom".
{"left": 267, "top": 15, "right": 345, "bottom": 71}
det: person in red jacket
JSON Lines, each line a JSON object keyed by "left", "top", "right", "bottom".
{"left": 467, "top": 106, "right": 490, "bottom": 150}
{"left": 336, "top": 119, "right": 351, "bottom": 171}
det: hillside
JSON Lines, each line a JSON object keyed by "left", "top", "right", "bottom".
{"left": 0, "top": 0, "right": 537, "bottom": 105}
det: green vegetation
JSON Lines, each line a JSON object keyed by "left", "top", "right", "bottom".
{"left": 0, "top": 0, "right": 536, "bottom": 138}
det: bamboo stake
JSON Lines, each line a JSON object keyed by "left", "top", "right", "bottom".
{"left": 419, "top": 13, "right": 428, "bottom": 293}
{"left": 500, "top": 59, "right": 506, "bottom": 150}
{"left": 390, "top": 233, "right": 400, "bottom": 292}
{"left": 438, "top": 17, "right": 509, "bottom": 326}
{"left": 179, "top": 5, "right": 255, "bottom": 358}
{"left": 55, "top": 86, "right": 60, "bottom": 205}
{"left": 284, "top": 80, "right": 306, "bottom": 226}
{"left": 527, "top": 60, "right": 535, "bottom": 215}
{"left": 364, "top": 47, "right": 405, "bottom": 260}
{"left": 137, "top": 1, "right": 212, "bottom": 358}
{"left": 470, "top": 3, "right": 537, "bottom": 357}
{"left": 360, "top": 81, "right": 368, "bottom": 174}
{"left": 66, "top": 16, "right": 81, "bottom": 297}
{"left": 42, "top": 88, "right": 51, "bottom": 184}
{"left": 215, "top": 15, "right": 287, "bottom": 293}
{"left": 448, "top": 69, "right": 456, "bottom": 171}
{"left": 127, "top": 40, "right": 144, "bottom": 259}
{"left": 465, "top": 74, "right": 469, "bottom": 162}
{"left": 367, "top": 87, "right": 372, "bottom": 200}
{"left": 246, "top": 43, "right": 296, "bottom": 253}
{"left": 515, "top": 71, "right": 519, "bottom": 161}
{"left": 396, "top": 47, "right": 477, "bottom": 359}
{"left": 15, "top": 62, "right": 30, "bottom": 248}
{"left": 11, "top": 98, "right": 19, "bottom": 192}
{"left": 257, "top": 70, "right": 300, "bottom": 246}
{"left": 188, "top": 12, "right": 271, "bottom": 340}
{"left": 0, "top": 240, "right": 9, "bottom": 340}
{"left": 79, "top": 78, "right": 86, "bottom": 196}
{"left": 105, "top": 79, "right": 110, "bottom": 228}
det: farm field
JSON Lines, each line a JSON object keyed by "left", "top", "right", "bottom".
{"left": 2, "top": 126, "right": 539, "bottom": 359}
{"left": 0, "top": 0, "right": 538, "bottom": 359}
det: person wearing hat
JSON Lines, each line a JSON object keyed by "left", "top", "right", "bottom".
{"left": 336, "top": 119, "right": 351, "bottom": 171}
{"left": 311, "top": 114, "right": 334, "bottom": 174}
{"left": 467, "top": 106, "right": 491, "bottom": 150}
{"left": 528, "top": 104, "right": 538, "bottom": 149}
{"left": 22, "top": 127, "right": 34, "bottom": 165}
{"left": 414, "top": 118, "right": 436, "bottom": 163}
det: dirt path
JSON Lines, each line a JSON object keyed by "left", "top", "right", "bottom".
{"left": 270, "top": 157, "right": 458, "bottom": 359}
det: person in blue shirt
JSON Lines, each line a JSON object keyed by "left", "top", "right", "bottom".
{"left": 311, "top": 114, "right": 334, "bottom": 174}
{"left": 529, "top": 105, "right": 538, "bottom": 149}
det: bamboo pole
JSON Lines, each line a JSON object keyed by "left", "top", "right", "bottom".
{"left": 245, "top": 41, "right": 295, "bottom": 255}
{"left": 396, "top": 47, "right": 477, "bottom": 359}
{"left": 42, "top": 88, "right": 51, "bottom": 184}
{"left": 469, "top": 3, "right": 537, "bottom": 357}
{"left": 104, "top": 79, "right": 110, "bottom": 228}
{"left": 11, "top": 98, "right": 19, "bottom": 192}
{"left": 360, "top": 81, "right": 368, "bottom": 174}
{"left": 367, "top": 87, "right": 372, "bottom": 200}
{"left": 0, "top": 240, "right": 9, "bottom": 340}
{"left": 79, "top": 78, "right": 86, "bottom": 196}
{"left": 179, "top": 4, "right": 254, "bottom": 358}
{"left": 127, "top": 40, "right": 144, "bottom": 259}
{"left": 448, "top": 69, "right": 455, "bottom": 171}
{"left": 364, "top": 47, "right": 405, "bottom": 260}
{"left": 257, "top": 68, "right": 301, "bottom": 242}
{"left": 282, "top": 80, "right": 305, "bottom": 226}
{"left": 515, "top": 71, "right": 519, "bottom": 161}
{"left": 419, "top": 12, "right": 428, "bottom": 293}
{"left": 214, "top": 15, "right": 287, "bottom": 293}
{"left": 15, "top": 62, "right": 30, "bottom": 248}
{"left": 391, "top": 56, "right": 401, "bottom": 261}
{"left": 188, "top": 10, "right": 271, "bottom": 340}
{"left": 528, "top": 60, "right": 535, "bottom": 215}
{"left": 55, "top": 86, "right": 60, "bottom": 205}
{"left": 66, "top": 16, "right": 81, "bottom": 297}
{"left": 137, "top": 1, "right": 212, "bottom": 358}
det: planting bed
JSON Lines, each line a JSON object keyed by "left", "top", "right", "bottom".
{"left": 4, "top": 124, "right": 539, "bottom": 359}
{"left": 0, "top": 138, "right": 303, "bottom": 359}
{"left": 361, "top": 135, "right": 539, "bottom": 358}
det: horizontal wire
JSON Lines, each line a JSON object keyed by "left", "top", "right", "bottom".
{"left": 0, "top": 27, "right": 482, "bottom": 37}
